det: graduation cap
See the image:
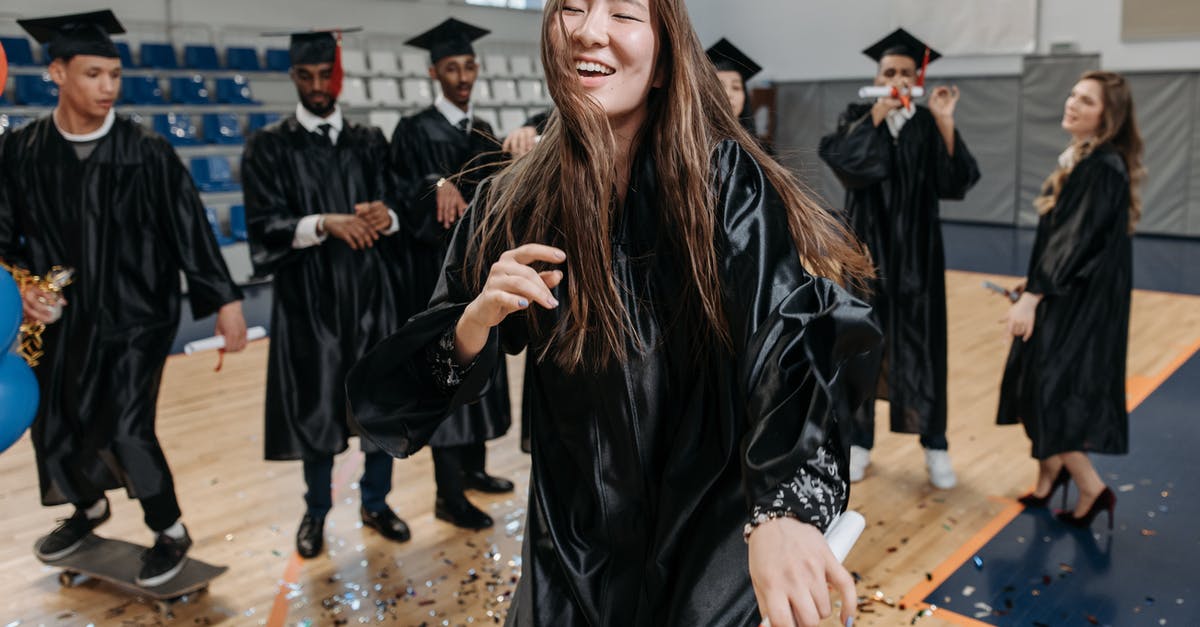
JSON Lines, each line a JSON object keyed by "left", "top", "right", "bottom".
{"left": 706, "top": 38, "right": 762, "bottom": 83}
{"left": 261, "top": 27, "right": 362, "bottom": 66}
{"left": 406, "top": 18, "right": 489, "bottom": 65}
{"left": 17, "top": 10, "right": 125, "bottom": 61}
{"left": 264, "top": 28, "right": 361, "bottom": 99}
{"left": 862, "top": 28, "right": 941, "bottom": 67}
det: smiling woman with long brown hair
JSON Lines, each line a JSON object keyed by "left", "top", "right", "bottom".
{"left": 347, "top": 1, "right": 878, "bottom": 625}
{"left": 998, "top": 70, "right": 1144, "bottom": 530}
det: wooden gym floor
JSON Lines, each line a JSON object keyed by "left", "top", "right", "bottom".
{"left": 2, "top": 270, "right": 1198, "bottom": 626}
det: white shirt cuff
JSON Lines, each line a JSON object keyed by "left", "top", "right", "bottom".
{"left": 384, "top": 209, "right": 400, "bottom": 235}
{"left": 292, "top": 214, "right": 328, "bottom": 249}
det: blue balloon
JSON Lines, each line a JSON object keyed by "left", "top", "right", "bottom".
{"left": 0, "top": 350, "right": 39, "bottom": 454}
{"left": 0, "top": 270, "right": 20, "bottom": 351}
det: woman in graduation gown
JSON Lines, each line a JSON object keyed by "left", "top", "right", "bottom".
{"left": 349, "top": 0, "right": 880, "bottom": 625}
{"left": 998, "top": 71, "right": 1144, "bottom": 529}
{"left": 707, "top": 38, "right": 772, "bottom": 154}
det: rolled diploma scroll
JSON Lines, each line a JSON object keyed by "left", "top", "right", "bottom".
{"left": 824, "top": 510, "right": 866, "bottom": 563}
{"left": 857, "top": 86, "right": 925, "bottom": 99}
{"left": 183, "top": 326, "right": 267, "bottom": 355}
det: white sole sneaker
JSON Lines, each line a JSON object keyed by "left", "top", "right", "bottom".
{"left": 925, "top": 449, "right": 957, "bottom": 489}
{"left": 135, "top": 558, "right": 188, "bottom": 588}
{"left": 35, "top": 537, "right": 85, "bottom": 562}
{"left": 849, "top": 445, "right": 871, "bottom": 483}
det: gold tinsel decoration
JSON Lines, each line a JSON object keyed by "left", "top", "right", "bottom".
{"left": 1, "top": 260, "right": 74, "bottom": 367}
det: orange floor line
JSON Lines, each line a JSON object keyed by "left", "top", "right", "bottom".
{"left": 900, "top": 336, "right": 1200, "bottom": 624}
{"left": 266, "top": 450, "right": 365, "bottom": 627}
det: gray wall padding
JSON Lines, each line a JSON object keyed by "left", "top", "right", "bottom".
{"left": 1127, "top": 73, "right": 1194, "bottom": 234}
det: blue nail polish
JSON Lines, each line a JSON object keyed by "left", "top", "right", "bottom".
{"left": 846, "top": 617, "right": 854, "bottom": 627}
{"left": 518, "top": 299, "right": 529, "bottom": 308}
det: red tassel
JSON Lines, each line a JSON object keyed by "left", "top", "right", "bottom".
{"left": 213, "top": 348, "right": 225, "bottom": 373}
{"left": 330, "top": 30, "right": 345, "bottom": 100}
{"left": 917, "top": 47, "right": 931, "bottom": 87}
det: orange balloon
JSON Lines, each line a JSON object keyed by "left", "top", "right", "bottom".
{"left": 0, "top": 41, "right": 8, "bottom": 98}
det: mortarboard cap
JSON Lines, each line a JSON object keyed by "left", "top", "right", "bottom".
{"left": 706, "top": 38, "right": 762, "bottom": 83}
{"left": 862, "top": 28, "right": 941, "bottom": 66}
{"left": 17, "top": 10, "right": 125, "bottom": 61}
{"left": 405, "top": 18, "right": 489, "bottom": 65}
{"left": 262, "top": 28, "right": 362, "bottom": 66}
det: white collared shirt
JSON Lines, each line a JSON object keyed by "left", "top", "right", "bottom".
{"left": 294, "top": 102, "right": 344, "bottom": 145}
{"left": 434, "top": 93, "right": 474, "bottom": 133}
{"left": 884, "top": 102, "right": 917, "bottom": 139}
{"left": 290, "top": 103, "right": 399, "bottom": 248}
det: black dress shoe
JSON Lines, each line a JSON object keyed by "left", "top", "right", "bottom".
{"left": 361, "top": 507, "right": 412, "bottom": 543}
{"left": 296, "top": 513, "right": 325, "bottom": 559}
{"left": 435, "top": 496, "right": 494, "bottom": 530}
{"left": 463, "top": 471, "right": 514, "bottom": 494}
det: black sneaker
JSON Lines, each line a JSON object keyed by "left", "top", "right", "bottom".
{"left": 135, "top": 526, "right": 193, "bottom": 587}
{"left": 35, "top": 504, "right": 111, "bottom": 561}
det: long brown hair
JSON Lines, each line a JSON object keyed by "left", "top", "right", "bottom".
{"left": 1035, "top": 71, "right": 1145, "bottom": 231}
{"left": 467, "top": 0, "right": 872, "bottom": 372}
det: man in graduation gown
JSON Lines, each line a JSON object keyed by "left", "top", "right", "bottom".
{"left": 241, "top": 29, "right": 412, "bottom": 558}
{"left": 818, "top": 29, "right": 980, "bottom": 489}
{"left": 390, "top": 18, "right": 512, "bottom": 530}
{"left": 0, "top": 10, "right": 247, "bottom": 586}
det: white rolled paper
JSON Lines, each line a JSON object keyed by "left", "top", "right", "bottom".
{"left": 824, "top": 510, "right": 866, "bottom": 563}
{"left": 857, "top": 86, "right": 925, "bottom": 99}
{"left": 183, "top": 326, "right": 267, "bottom": 355}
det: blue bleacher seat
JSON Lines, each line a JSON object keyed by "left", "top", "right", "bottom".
{"left": 225, "top": 47, "right": 261, "bottom": 71}
{"left": 140, "top": 43, "right": 178, "bottom": 69}
{"left": 121, "top": 76, "right": 165, "bottom": 105}
{"left": 215, "top": 75, "right": 256, "bottom": 104}
{"left": 171, "top": 75, "right": 211, "bottom": 104}
{"left": 265, "top": 48, "right": 291, "bottom": 72}
{"left": 205, "top": 207, "right": 235, "bottom": 246}
{"left": 191, "top": 156, "right": 240, "bottom": 192}
{"left": 247, "top": 112, "right": 282, "bottom": 133}
{"left": 153, "top": 113, "right": 201, "bottom": 146}
{"left": 14, "top": 74, "right": 59, "bottom": 106}
{"left": 229, "top": 205, "right": 248, "bottom": 241}
{"left": 114, "top": 41, "right": 135, "bottom": 67}
{"left": 1, "top": 114, "right": 32, "bottom": 135}
{"left": 203, "top": 113, "right": 244, "bottom": 145}
{"left": 2, "top": 36, "right": 37, "bottom": 66}
{"left": 183, "top": 45, "right": 220, "bottom": 70}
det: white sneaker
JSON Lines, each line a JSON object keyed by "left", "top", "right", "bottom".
{"left": 849, "top": 445, "right": 870, "bottom": 483}
{"left": 925, "top": 448, "right": 957, "bottom": 489}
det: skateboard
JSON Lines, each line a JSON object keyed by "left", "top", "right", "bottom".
{"left": 36, "top": 534, "right": 227, "bottom": 616}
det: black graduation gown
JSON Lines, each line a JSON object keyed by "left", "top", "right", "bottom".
{"left": 390, "top": 107, "right": 510, "bottom": 447}
{"left": 241, "top": 116, "right": 407, "bottom": 461}
{"left": 346, "top": 140, "right": 881, "bottom": 626}
{"left": 818, "top": 104, "right": 980, "bottom": 437}
{"left": 0, "top": 115, "right": 242, "bottom": 506}
{"left": 997, "top": 146, "right": 1132, "bottom": 459}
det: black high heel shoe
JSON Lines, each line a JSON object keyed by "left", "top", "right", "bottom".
{"left": 1018, "top": 468, "right": 1071, "bottom": 508}
{"left": 1057, "top": 487, "right": 1117, "bottom": 530}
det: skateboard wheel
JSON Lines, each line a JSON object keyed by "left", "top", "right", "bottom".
{"left": 155, "top": 600, "right": 172, "bottom": 616}
{"left": 58, "top": 572, "right": 75, "bottom": 588}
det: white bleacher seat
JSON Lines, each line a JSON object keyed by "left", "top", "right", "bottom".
{"left": 509, "top": 55, "right": 535, "bottom": 77}
{"left": 498, "top": 108, "right": 528, "bottom": 137}
{"left": 368, "top": 50, "right": 399, "bottom": 75}
{"left": 533, "top": 55, "right": 545, "bottom": 78}
{"left": 473, "top": 79, "right": 495, "bottom": 106}
{"left": 368, "top": 110, "right": 403, "bottom": 141}
{"left": 341, "top": 49, "right": 368, "bottom": 75}
{"left": 401, "top": 78, "right": 434, "bottom": 107}
{"left": 368, "top": 78, "right": 402, "bottom": 107}
{"left": 476, "top": 108, "right": 500, "bottom": 132}
{"left": 517, "top": 79, "right": 545, "bottom": 105}
{"left": 482, "top": 53, "right": 509, "bottom": 77}
{"left": 400, "top": 51, "right": 429, "bottom": 77}
{"left": 340, "top": 77, "right": 370, "bottom": 107}
{"left": 490, "top": 79, "right": 519, "bottom": 105}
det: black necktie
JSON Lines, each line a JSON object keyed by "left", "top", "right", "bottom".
{"left": 317, "top": 123, "right": 334, "bottom": 144}
{"left": 456, "top": 118, "right": 470, "bottom": 134}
